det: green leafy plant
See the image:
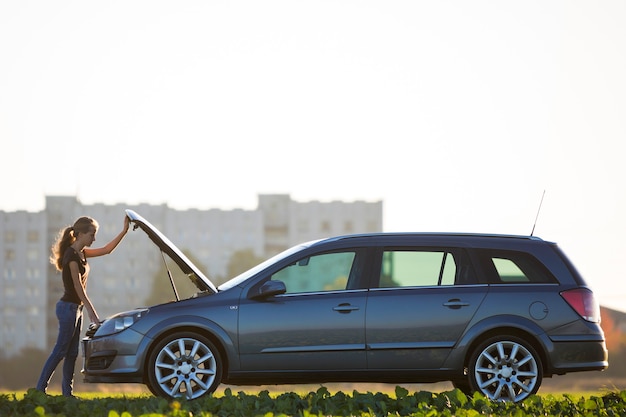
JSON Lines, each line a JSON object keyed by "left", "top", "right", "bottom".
{"left": 1, "top": 388, "right": 624, "bottom": 417}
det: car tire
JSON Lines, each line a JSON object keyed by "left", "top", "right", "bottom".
{"left": 146, "top": 332, "right": 222, "bottom": 400}
{"left": 468, "top": 335, "right": 542, "bottom": 402}
{"left": 451, "top": 379, "right": 472, "bottom": 395}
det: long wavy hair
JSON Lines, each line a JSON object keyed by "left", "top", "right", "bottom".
{"left": 50, "top": 216, "right": 99, "bottom": 271}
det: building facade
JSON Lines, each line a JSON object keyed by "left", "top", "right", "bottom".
{"left": 0, "top": 194, "right": 382, "bottom": 356}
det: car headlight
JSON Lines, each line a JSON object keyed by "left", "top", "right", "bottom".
{"left": 94, "top": 308, "right": 149, "bottom": 337}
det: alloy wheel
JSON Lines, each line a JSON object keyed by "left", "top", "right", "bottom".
{"left": 471, "top": 338, "right": 541, "bottom": 402}
{"left": 149, "top": 335, "right": 220, "bottom": 399}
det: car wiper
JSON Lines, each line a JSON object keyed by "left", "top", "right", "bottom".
{"left": 160, "top": 250, "right": 180, "bottom": 302}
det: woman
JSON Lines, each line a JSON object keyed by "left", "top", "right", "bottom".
{"left": 36, "top": 215, "right": 130, "bottom": 397}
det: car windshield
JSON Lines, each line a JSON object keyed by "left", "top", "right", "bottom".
{"left": 218, "top": 241, "right": 319, "bottom": 291}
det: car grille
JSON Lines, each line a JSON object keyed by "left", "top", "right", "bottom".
{"left": 86, "top": 353, "right": 116, "bottom": 370}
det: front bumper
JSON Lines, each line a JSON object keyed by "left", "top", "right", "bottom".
{"left": 81, "top": 328, "right": 149, "bottom": 383}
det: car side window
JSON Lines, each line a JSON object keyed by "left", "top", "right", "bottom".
{"left": 493, "top": 258, "right": 528, "bottom": 282}
{"left": 477, "top": 249, "right": 558, "bottom": 284}
{"left": 271, "top": 251, "right": 357, "bottom": 294}
{"left": 379, "top": 250, "right": 458, "bottom": 288}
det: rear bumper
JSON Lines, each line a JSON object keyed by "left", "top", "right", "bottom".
{"left": 548, "top": 338, "right": 608, "bottom": 375}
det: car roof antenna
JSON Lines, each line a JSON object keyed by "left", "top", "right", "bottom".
{"left": 530, "top": 190, "right": 546, "bottom": 237}
{"left": 160, "top": 250, "right": 180, "bottom": 302}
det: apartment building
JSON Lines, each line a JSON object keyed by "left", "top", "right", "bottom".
{"left": 0, "top": 210, "right": 48, "bottom": 354}
{"left": 0, "top": 194, "right": 382, "bottom": 355}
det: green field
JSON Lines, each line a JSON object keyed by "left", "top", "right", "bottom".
{"left": 2, "top": 387, "right": 625, "bottom": 417}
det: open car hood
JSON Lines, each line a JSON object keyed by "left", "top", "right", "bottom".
{"left": 125, "top": 209, "right": 218, "bottom": 295}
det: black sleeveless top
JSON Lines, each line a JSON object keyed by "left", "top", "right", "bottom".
{"left": 60, "top": 247, "right": 89, "bottom": 304}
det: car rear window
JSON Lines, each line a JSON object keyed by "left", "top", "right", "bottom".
{"left": 475, "top": 249, "right": 558, "bottom": 284}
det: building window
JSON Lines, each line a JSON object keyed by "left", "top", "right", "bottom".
{"left": 4, "top": 268, "right": 16, "bottom": 280}
{"left": 26, "top": 285, "right": 40, "bottom": 297}
{"left": 27, "top": 231, "right": 39, "bottom": 242}
{"left": 27, "top": 248, "right": 38, "bottom": 261}
{"left": 4, "top": 231, "right": 15, "bottom": 243}
{"left": 297, "top": 220, "right": 309, "bottom": 234}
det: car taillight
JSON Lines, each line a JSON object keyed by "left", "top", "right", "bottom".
{"left": 560, "top": 288, "right": 601, "bottom": 323}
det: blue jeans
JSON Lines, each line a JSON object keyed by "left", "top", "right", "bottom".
{"left": 36, "top": 300, "right": 83, "bottom": 396}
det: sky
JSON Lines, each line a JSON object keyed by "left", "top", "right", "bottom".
{"left": 1, "top": 1, "right": 625, "bottom": 311}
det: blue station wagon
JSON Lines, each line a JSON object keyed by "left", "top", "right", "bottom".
{"left": 82, "top": 210, "right": 608, "bottom": 402}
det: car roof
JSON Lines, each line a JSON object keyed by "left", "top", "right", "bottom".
{"left": 309, "top": 232, "right": 550, "bottom": 248}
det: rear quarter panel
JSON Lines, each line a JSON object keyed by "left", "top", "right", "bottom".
{"left": 444, "top": 283, "right": 604, "bottom": 373}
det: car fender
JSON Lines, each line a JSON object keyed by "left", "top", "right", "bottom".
{"left": 443, "top": 314, "right": 555, "bottom": 371}
{"left": 140, "top": 314, "right": 240, "bottom": 372}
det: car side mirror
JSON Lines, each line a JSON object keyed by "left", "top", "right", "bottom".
{"left": 252, "top": 280, "right": 286, "bottom": 299}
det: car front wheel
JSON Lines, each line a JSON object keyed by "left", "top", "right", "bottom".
{"left": 146, "top": 332, "right": 222, "bottom": 400}
{"left": 468, "top": 336, "right": 542, "bottom": 402}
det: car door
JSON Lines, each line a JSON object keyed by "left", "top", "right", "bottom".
{"left": 238, "top": 248, "right": 369, "bottom": 371}
{"left": 365, "top": 247, "right": 488, "bottom": 369}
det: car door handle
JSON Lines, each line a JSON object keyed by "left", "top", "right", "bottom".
{"left": 443, "top": 299, "right": 470, "bottom": 309}
{"left": 333, "top": 303, "right": 360, "bottom": 313}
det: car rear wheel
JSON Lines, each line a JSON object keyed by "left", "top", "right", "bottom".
{"left": 468, "top": 335, "right": 542, "bottom": 402}
{"left": 451, "top": 379, "right": 472, "bottom": 395}
{"left": 146, "top": 332, "right": 222, "bottom": 400}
